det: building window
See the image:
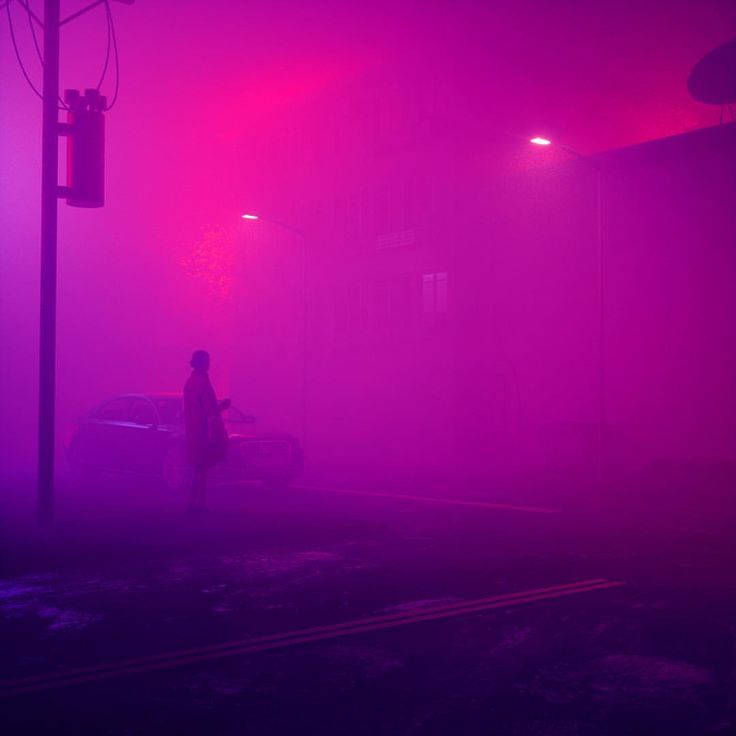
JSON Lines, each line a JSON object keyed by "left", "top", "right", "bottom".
{"left": 422, "top": 272, "right": 448, "bottom": 314}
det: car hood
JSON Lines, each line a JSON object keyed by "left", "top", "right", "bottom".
{"left": 161, "top": 422, "right": 296, "bottom": 441}
{"left": 225, "top": 424, "right": 297, "bottom": 441}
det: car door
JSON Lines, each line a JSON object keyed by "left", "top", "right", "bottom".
{"left": 85, "top": 397, "right": 134, "bottom": 471}
{"left": 125, "top": 397, "right": 175, "bottom": 475}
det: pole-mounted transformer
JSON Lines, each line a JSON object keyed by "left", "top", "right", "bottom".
{"left": 60, "top": 88, "right": 106, "bottom": 208}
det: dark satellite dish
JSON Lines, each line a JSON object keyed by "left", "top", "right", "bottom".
{"left": 688, "top": 39, "right": 736, "bottom": 105}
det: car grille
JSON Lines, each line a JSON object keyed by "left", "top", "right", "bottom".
{"left": 240, "top": 440, "right": 292, "bottom": 468}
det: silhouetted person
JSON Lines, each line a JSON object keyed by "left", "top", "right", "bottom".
{"left": 183, "top": 350, "right": 230, "bottom": 511}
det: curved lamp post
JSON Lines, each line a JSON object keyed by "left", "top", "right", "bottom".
{"left": 241, "top": 213, "right": 308, "bottom": 455}
{"left": 530, "top": 138, "right": 605, "bottom": 491}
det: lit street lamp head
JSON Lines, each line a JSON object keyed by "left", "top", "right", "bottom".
{"left": 530, "top": 137, "right": 552, "bottom": 146}
{"left": 241, "top": 213, "right": 259, "bottom": 220}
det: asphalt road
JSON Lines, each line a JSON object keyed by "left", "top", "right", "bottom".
{"left": 1, "top": 475, "right": 735, "bottom": 735}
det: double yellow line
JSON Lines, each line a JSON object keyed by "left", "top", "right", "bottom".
{"left": 0, "top": 578, "right": 622, "bottom": 697}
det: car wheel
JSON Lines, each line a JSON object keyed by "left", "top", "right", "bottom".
{"left": 162, "top": 445, "right": 192, "bottom": 492}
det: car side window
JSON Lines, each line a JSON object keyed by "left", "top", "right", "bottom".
{"left": 97, "top": 398, "right": 132, "bottom": 421}
{"left": 130, "top": 399, "right": 157, "bottom": 426}
{"left": 154, "top": 399, "right": 183, "bottom": 424}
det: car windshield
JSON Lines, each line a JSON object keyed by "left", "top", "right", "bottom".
{"left": 151, "top": 397, "right": 250, "bottom": 424}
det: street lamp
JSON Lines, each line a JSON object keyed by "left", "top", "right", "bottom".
{"left": 531, "top": 137, "right": 605, "bottom": 492}
{"left": 241, "top": 212, "right": 304, "bottom": 238}
{"left": 241, "top": 213, "right": 309, "bottom": 455}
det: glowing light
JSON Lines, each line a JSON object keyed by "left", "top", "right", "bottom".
{"left": 241, "top": 213, "right": 259, "bottom": 220}
{"left": 530, "top": 137, "right": 552, "bottom": 146}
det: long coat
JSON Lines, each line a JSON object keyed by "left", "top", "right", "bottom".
{"left": 183, "top": 370, "right": 225, "bottom": 467}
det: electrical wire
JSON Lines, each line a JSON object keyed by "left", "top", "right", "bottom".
{"left": 24, "top": 0, "right": 69, "bottom": 110}
{"left": 96, "top": 0, "right": 112, "bottom": 91}
{"left": 9, "top": 0, "right": 69, "bottom": 109}
{"left": 22, "top": 0, "right": 43, "bottom": 67}
{"left": 104, "top": 0, "right": 120, "bottom": 109}
{"left": 6, "top": 0, "right": 43, "bottom": 100}
{"left": 7, "top": 0, "right": 118, "bottom": 110}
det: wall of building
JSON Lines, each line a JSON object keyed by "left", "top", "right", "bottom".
{"left": 603, "top": 125, "right": 736, "bottom": 473}
{"left": 231, "top": 54, "right": 736, "bottom": 489}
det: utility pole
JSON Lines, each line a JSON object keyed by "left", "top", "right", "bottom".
{"left": 38, "top": 0, "right": 61, "bottom": 524}
{"left": 24, "top": 0, "right": 131, "bottom": 523}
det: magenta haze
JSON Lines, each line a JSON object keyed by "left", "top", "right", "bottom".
{"left": 1, "top": 0, "right": 735, "bottom": 491}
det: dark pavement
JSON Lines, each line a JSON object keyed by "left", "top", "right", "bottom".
{"left": 1, "top": 474, "right": 735, "bottom": 735}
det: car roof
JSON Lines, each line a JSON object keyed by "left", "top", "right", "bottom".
{"left": 97, "top": 393, "right": 182, "bottom": 407}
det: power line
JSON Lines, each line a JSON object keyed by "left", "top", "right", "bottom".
{"left": 104, "top": 0, "right": 120, "bottom": 109}
{"left": 20, "top": 0, "right": 68, "bottom": 109}
{"left": 5, "top": 0, "right": 43, "bottom": 100}
{"left": 6, "top": 0, "right": 119, "bottom": 110}
{"left": 22, "top": 0, "right": 44, "bottom": 67}
{"left": 96, "top": 0, "right": 112, "bottom": 90}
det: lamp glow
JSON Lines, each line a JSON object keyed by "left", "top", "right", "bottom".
{"left": 241, "top": 213, "right": 259, "bottom": 220}
{"left": 530, "top": 137, "right": 552, "bottom": 146}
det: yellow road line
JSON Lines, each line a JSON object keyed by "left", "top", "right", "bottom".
{"left": 0, "top": 578, "right": 622, "bottom": 697}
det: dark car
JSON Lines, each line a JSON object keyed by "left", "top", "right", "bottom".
{"left": 65, "top": 393, "right": 303, "bottom": 491}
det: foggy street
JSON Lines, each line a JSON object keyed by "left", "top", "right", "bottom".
{"left": 3, "top": 0, "right": 736, "bottom": 734}
{"left": 2, "top": 474, "right": 736, "bottom": 735}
